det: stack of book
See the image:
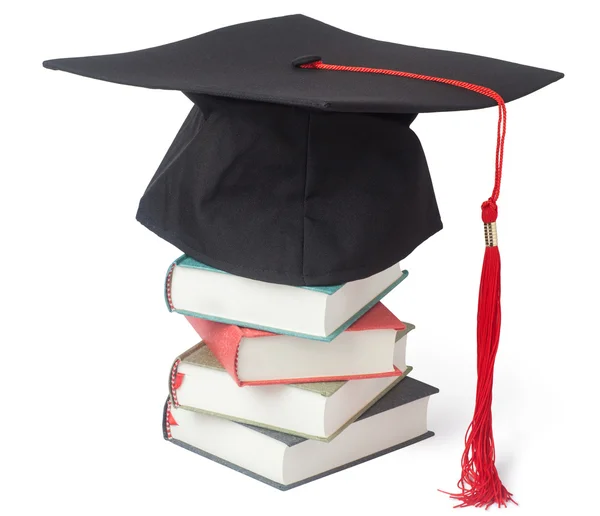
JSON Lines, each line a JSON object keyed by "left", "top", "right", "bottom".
{"left": 162, "top": 255, "right": 438, "bottom": 490}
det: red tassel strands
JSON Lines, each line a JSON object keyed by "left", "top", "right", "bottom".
{"left": 300, "top": 60, "right": 514, "bottom": 508}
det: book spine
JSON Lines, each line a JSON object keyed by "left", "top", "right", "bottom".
{"left": 165, "top": 399, "right": 177, "bottom": 440}
{"left": 234, "top": 344, "right": 242, "bottom": 386}
{"left": 169, "top": 358, "right": 183, "bottom": 407}
{"left": 202, "top": 337, "right": 243, "bottom": 386}
{"left": 164, "top": 262, "right": 176, "bottom": 311}
{"left": 185, "top": 317, "right": 244, "bottom": 386}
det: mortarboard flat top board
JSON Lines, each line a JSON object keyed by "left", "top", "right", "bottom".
{"left": 43, "top": 14, "right": 562, "bottom": 113}
{"left": 44, "top": 15, "right": 563, "bottom": 287}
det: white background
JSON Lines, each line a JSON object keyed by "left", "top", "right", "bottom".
{"left": 1, "top": 1, "right": 598, "bottom": 514}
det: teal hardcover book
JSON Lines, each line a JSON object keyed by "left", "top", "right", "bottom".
{"left": 165, "top": 255, "right": 408, "bottom": 342}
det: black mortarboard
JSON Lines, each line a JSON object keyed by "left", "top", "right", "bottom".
{"left": 43, "top": 14, "right": 562, "bottom": 287}
{"left": 44, "top": 14, "right": 563, "bottom": 508}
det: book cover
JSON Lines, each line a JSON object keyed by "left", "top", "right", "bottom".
{"left": 184, "top": 303, "right": 411, "bottom": 386}
{"left": 169, "top": 342, "right": 413, "bottom": 441}
{"left": 164, "top": 376, "right": 439, "bottom": 490}
{"left": 165, "top": 255, "right": 409, "bottom": 342}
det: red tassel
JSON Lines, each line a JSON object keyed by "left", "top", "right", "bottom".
{"left": 445, "top": 201, "right": 515, "bottom": 508}
{"left": 297, "top": 59, "right": 514, "bottom": 507}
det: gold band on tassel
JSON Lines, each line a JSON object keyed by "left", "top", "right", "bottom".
{"left": 484, "top": 222, "right": 498, "bottom": 247}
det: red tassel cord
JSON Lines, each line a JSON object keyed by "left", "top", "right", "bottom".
{"left": 300, "top": 60, "right": 514, "bottom": 508}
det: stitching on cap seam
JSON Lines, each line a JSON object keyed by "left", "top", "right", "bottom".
{"left": 301, "top": 111, "right": 311, "bottom": 286}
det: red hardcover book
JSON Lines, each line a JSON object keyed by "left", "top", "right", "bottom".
{"left": 184, "top": 302, "right": 410, "bottom": 386}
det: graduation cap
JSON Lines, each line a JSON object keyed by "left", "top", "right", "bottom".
{"left": 43, "top": 14, "right": 563, "bottom": 508}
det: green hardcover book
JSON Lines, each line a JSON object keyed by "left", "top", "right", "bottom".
{"left": 170, "top": 327, "right": 414, "bottom": 441}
